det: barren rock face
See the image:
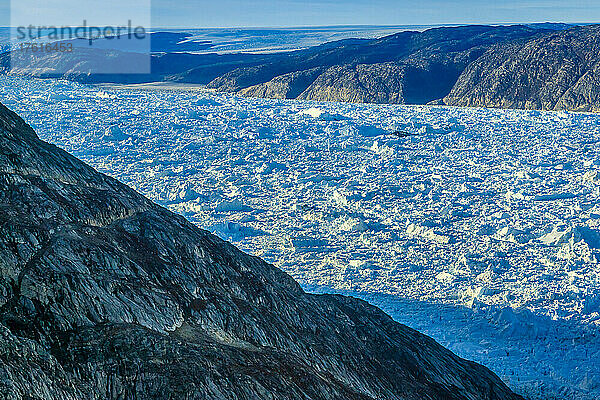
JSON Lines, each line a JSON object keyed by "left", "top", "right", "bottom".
{"left": 295, "top": 63, "right": 412, "bottom": 104}
{"left": 444, "top": 26, "right": 600, "bottom": 112}
{"left": 239, "top": 67, "right": 326, "bottom": 99}
{"left": 0, "top": 101, "right": 521, "bottom": 400}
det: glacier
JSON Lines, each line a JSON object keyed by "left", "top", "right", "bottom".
{"left": 1, "top": 76, "right": 599, "bottom": 399}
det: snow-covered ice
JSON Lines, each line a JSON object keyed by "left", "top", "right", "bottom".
{"left": 1, "top": 76, "right": 599, "bottom": 399}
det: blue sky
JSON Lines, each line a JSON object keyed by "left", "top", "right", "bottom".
{"left": 155, "top": 0, "right": 600, "bottom": 27}
{"left": 3, "top": 0, "right": 600, "bottom": 28}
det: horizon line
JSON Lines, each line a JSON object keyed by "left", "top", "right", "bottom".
{"left": 0, "top": 21, "right": 592, "bottom": 30}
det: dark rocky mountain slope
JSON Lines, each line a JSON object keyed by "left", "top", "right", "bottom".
{"left": 208, "top": 25, "right": 544, "bottom": 104}
{"left": 0, "top": 101, "right": 523, "bottom": 399}
{"left": 443, "top": 25, "right": 600, "bottom": 112}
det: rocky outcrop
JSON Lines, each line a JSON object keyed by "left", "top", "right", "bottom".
{"left": 295, "top": 63, "right": 412, "bottom": 103}
{"left": 239, "top": 67, "right": 325, "bottom": 99}
{"left": 444, "top": 25, "right": 600, "bottom": 112}
{"left": 295, "top": 59, "right": 464, "bottom": 104}
{"left": 0, "top": 101, "right": 523, "bottom": 399}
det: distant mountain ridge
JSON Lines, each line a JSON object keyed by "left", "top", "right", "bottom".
{"left": 204, "top": 25, "right": 544, "bottom": 105}
{"left": 219, "top": 23, "right": 600, "bottom": 112}
{"left": 4, "top": 24, "right": 600, "bottom": 111}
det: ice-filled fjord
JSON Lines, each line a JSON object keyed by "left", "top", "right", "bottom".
{"left": 1, "top": 76, "right": 599, "bottom": 399}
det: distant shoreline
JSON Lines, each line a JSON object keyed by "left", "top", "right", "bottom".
{"left": 95, "top": 82, "right": 211, "bottom": 92}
